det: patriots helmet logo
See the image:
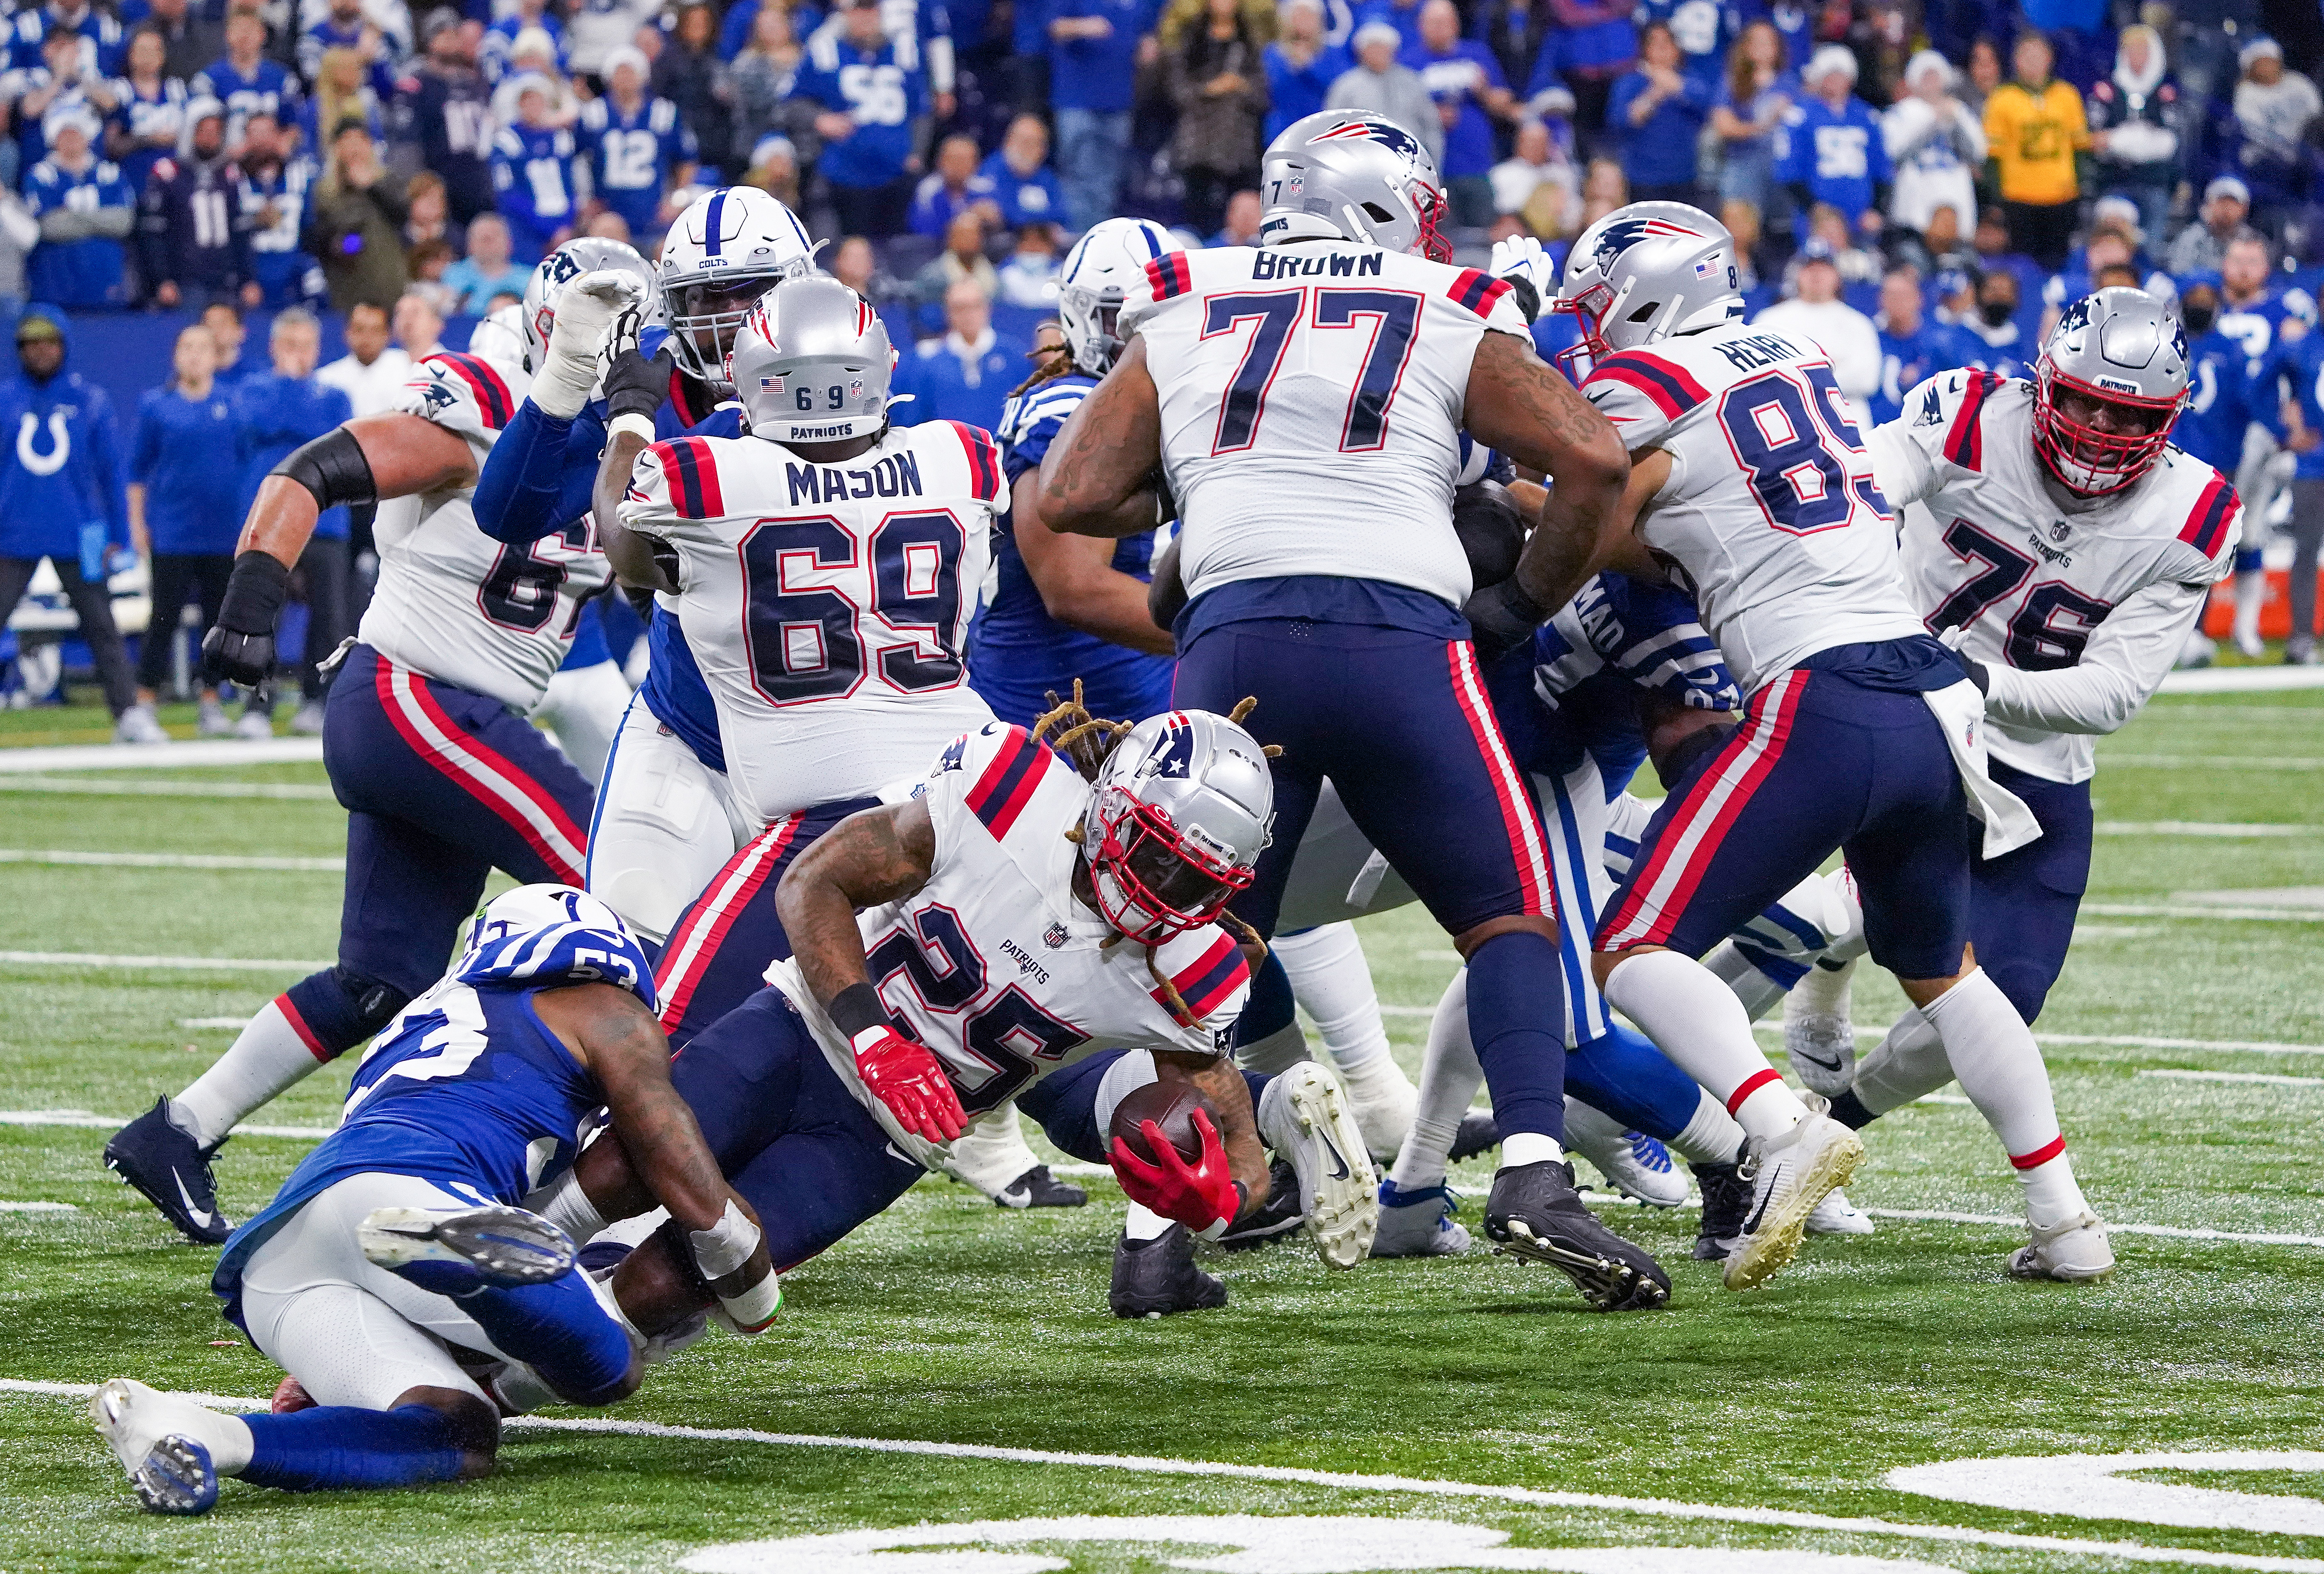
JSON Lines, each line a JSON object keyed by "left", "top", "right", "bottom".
{"left": 1590, "top": 214, "right": 1705, "bottom": 274}
{"left": 1313, "top": 116, "right": 1423, "bottom": 166}
{"left": 1145, "top": 714, "right": 1199, "bottom": 778}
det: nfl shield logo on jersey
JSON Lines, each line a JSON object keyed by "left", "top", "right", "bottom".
{"left": 1043, "top": 922, "right": 1068, "bottom": 949}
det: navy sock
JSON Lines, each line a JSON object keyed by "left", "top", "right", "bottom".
{"left": 240, "top": 1404, "right": 467, "bottom": 1492}
{"left": 282, "top": 964, "right": 411, "bottom": 1060}
{"left": 1566, "top": 1021, "right": 1699, "bottom": 1142}
{"left": 1466, "top": 931, "right": 1567, "bottom": 1141}
{"left": 1826, "top": 1089, "right": 1879, "bottom": 1130}
{"left": 450, "top": 1271, "right": 634, "bottom": 1406}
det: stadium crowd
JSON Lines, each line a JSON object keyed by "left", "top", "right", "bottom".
{"left": 5, "top": 0, "right": 2324, "bottom": 741}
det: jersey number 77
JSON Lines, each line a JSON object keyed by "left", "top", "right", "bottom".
{"left": 1202, "top": 287, "right": 1423, "bottom": 455}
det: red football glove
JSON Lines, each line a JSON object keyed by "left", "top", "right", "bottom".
{"left": 850, "top": 1027, "right": 967, "bottom": 1144}
{"left": 1110, "top": 1108, "right": 1242, "bottom": 1236}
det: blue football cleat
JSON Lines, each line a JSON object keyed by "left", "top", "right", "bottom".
{"left": 103, "top": 1098, "right": 234, "bottom": 1245}
{"left": 359, "top": 1204, "right": 575, "bottom": 1295}
{"left": 91, "top": 1379, "right": 222, "bottom": 1515}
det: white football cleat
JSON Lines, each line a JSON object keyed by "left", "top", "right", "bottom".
{"left": 359, "top": 1203, "right": 575, "bottom": 1288}
{"left": 1783, "top": 957, "right": 1857, "bottom": 1098}
{"left": 1807, "top": 1187, "right": 1874, "bottom": 1236}
{"left": 90, "top": 1379, "right": 224, "bottom": 1514}
{"left": 2009, "top": 1212, "right": 2116, "bottom": 1282}
{"left": 1575, "top": 1125, "right": 1690, "bottom": 1208}
{"left": 1258, "top": 1062, "right": 1379, "bottom": 1269}
{"left": 1371, "top": 1179, "right": 1473, "bottom": 1257}
{"left": 1723, "top": 1113, "right": 1865, "bottom": 1291}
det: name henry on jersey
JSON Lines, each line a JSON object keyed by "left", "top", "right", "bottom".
{"left": 784, "top": 452, "right": 926, "bottom": 507}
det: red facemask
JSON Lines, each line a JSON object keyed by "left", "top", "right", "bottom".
{"left": 2032, "top": 360, "right": 2183, "bottom": 495}
{"left": 1087, "top": 788, "right": 1254, "bottom": 945}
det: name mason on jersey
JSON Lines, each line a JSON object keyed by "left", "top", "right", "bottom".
{"left": 784, "top": 452, "right": 926, "bottom": 507}
{"left": 1248, "top": 248, "right": 1388, "bottom": 281}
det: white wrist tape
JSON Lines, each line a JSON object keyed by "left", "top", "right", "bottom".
{"left": 715, "top": 1269, "right": 783, "bottom": 1334}
{"left": 530, "top": 347, "right": 599, "bottom": 421}
{"left": 608, "top": 412, "right": 656, "bottom": 446}
{"left": 688, "top": 1199, "right": 763, "bottom": 1282}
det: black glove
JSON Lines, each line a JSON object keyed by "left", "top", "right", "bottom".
{"left": 603, "top": 344, "right": 675, "bottom": 423}
{"left": 1962, "top": 655, "right": 1990, "bottom": 695}
{"left": 1452, "top": 479, "right": 1524, "bottom": 589}
{"left": 1501, "top": 273, "right": 1542, "bottom": 325}
{"left": 203, "top": 550, "right": 291, "bottom": 687}
{"left": 1459, "top": 575, "right": 1548, "bottom": 665}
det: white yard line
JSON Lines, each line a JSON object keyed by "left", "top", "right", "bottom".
{"left": 2078, "top": 902, "right": 2324, "bottom": 924}
{"left": 0, "top": 1201, "right": 74, "bottom": 1212}
{"left": 0, "top": 1110, "right": 332, "bottom": 1139}
{"left": 0, "top": 1380, "right": 2315, "bottom": 1571}
{"left": 2094, "top": 822, "right": 2322, "bottom": 837}
{"left": 2101, "top": 755, "right": 2324, "bottom": 770}
{"left": 0, "top": 951, "right": 331, "bottom": 972}
{"left": 0, "top": 775, "right": 336, "bottom": 800}
{"left": 0, "top": 849, "right": 343, "bottom": 872}
{"left": 2154, "top": 666, "right": 2324, "bottom": 694}
{"left": 1752, "top": 1024, "right": 2324, "bottom": 1057}
{"left": 179, "top": 1017, "right": 253, "bottom": 1030}
{"left": 2139, "top": 1069, "right": 2324, "bottom": 1088}
{"left": 0, "top": 740, "right": 322, "bottom": 772}
{"left": 1864, "top": 1209, "right": 2324, "bottom": 1248}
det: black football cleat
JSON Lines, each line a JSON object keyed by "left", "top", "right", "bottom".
{"left": 1484, "top": 1160, "right": 1670, "bottom": 1311}
{"left": 1218, "top": 1158, "right": 1304, "bottom": 1251}
{"left": 1692, "top": 1160, "right": 1750, "bottom": 1262}
{"left": 103, "top": 1098, "right": 233, "bottom": 1245}
{"left": 1449, "top": 1108, "right": 1500, "bottom": 1162}
{"left": 1109, "top": 1224, "right": 1228, "bottom": 1317}
{"left": 993, "top": 1164, "right": 1089, "bottom": 1209}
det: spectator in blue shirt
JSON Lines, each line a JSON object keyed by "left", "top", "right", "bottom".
{"left": 979, "top": 114, "right": 1068, "bottom": 229}
{"left": 911, "top": 131, "right": 998, "bottom": 236}
{"left": 1049, "top": 0, "right": 1155, "bottom": 231}
{"left": 1263, "top": 0, "right": 1347, "bottom": 143}
{"left": 578, "top": 47, "right": 697, "bottom": 243}
{"left": 489, "top": 78, "right": 578, "bottom": 262}
{"left": 1636, "top": 0, "right": 1730, "bottom": 87}
{"left": 481, "top": 0, "right": 570, "bottom": 83}
{"left": 440, "top": 212, "right": 531, "bottom": 314}
{"left": 1353, "top": 0, "right": 1425, "bottom": 55}
{"left": 7, "top": 27, "right": 124, "bottom": 177}
{"left": 299, "top": 0, "right": 400, "bottom": 103}
{"left": 10, "top": 0, "right": 127, "bottom": 77}
{"left": 193, "top": 11, "right": 301, "bottom": 149}
{"left": 796, "top": 0, "right": 931, "bottom": 237}
{"left": 1779, "top": 44, "right": 1890, "bottom": 237}
{"left": 901, "top": 277, "right": 1018, "bottom": 433}
{"left": 1710, "top": 18, "right": 1792, "bottom": 212}
{"left": 1609, "top": 22, "right": 1709, "bottom": 203}
{"left": 1009, "top": 0, "right": 1054, "bottom": 113}
{"left": 231, "top": 308, "right": 354, "bottom": 732}
{"left": 234, "top": 112, "right": 325, "bottom": 310}
{"left": 1524, "top": 0, "right": 1635, "bottom": 152}
{"left": 1869, "top": 263, "right": 1948, "bottom": 424}
{"left": 129, "top": 324, "right": 244, "bottom": 735}
{"left": 22, "top": 108, "right": 133, "bottom": 307}
{"left": 1738, "top": 0, "right": 1811, "bottom": 75}
{"left": 1404, "top": 0, "right": 1513, "bottom": 226}
{"left": 104, "top": 31, "right": 188, "bottom": 198}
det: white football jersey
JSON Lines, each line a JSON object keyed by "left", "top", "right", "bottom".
{"left": 765, "top": 721, "right": 1252, "bottom": 1167}
{"left": 1578, "top": 320, "right": 1924, "bottom": 693}
{"left": 1120, "top": 241, "right": 1532, "bottom": 609}
{"left": 620, "top": 420, "right": 1001, "bottom": 825}
{"left": 359, "top": 350, "right": 612, "bottom": 712}
{"left": 1871, "top": 370, "right": 2238, "bottom": 783}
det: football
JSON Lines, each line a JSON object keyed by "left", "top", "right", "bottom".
{"left": 1108, "top": 1080, "right": 1216, "bottom": 1167}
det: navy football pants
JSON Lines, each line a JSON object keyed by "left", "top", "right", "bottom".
{"left": 1971, "top": 760, "right": 2093, "bottom": 1023}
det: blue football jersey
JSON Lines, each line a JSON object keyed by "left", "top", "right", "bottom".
{"left": 1517, "top": 572, "right": 1738, "bottom": 793}
{"left": 2177, "top": 326, "right": 2257, "bottom": 474}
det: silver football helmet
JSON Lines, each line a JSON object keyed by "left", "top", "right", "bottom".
{"left": 520, "top": 236, "right": 655, "bottom": 376}
{"left": 1059, "top": 218, "right": 1177, "bottom": 376}
{"left": 467, "top": 302, "right": 527, "bottom": 380}
{"left": 1082, "top": 710, "right": 1275, "bottom": 945}
{"left": 729, "top": 276, "right": 896, "bottom": 445}
{"left": 1552, "top": 202, "right": 1741, "bottom": 381}
{"left": 1257, "top": 110, "right": 1451, "bottom": 262}
{"left": 660, "top": 186, "right": 819, "bottom": 388}
{"left": 2034, "top": 286, "right": 2190, "bottom": 496}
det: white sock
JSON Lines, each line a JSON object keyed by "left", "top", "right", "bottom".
{"left": 1123, "top": 1201, "right": 1174, "bottom": 1241}
{"left": 1388, "top": 969, "right": 1483, "bottom": 1192}
{"left": 1601, "top": 950, "right": 1806, "bottom": 1142}
{"left": 1276, "top": 923, "right": 1394, "bottom": 1074}
{"left": 210, "top": 1410, "right": 255, "bottom": 1474}
{"left": 1669, "top": 1087, "right": 1747, "bottom": 1165}
{"left": 531, "top": 1168, "right": 611, "bottom": 1242}
{"left": 1500, "top": 1131, "right": 1564, "bottom": 1167}
{"left": 1792, "top": 956, "right": 1854, "bottom": 1020}
{"left": 1852, "top": 1008, "right": 1952, "bottom": 1114}
{"left": 2017, "top": 1151, "right": 2091, "bottom": 1230}
{"left": 1916, "top": 967, "right": 2067, "bottom": 1163}
{"left": 2233, "top": 568, "right": 2266, "bottom": 643}
{"left": 172, "top": 998, "right": 327, "bottom": 1148}
{"left": 1234, "top": 1019, "right": 1311, "bottom": 1076}
{"left": 1702, "top": 940, "right": 1789, "bottom": 1021}
{"left": 941, "top": 1103, "right": 1042, "bottom": 1198}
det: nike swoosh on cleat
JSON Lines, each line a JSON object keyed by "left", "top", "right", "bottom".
{"left": 173, "top": 1174, "right": 214, "bottom": 1230}
{"left": 1794, "top": 1050, "right": 1843, "bottom": 1072}
{"left": 1739, "top": 1177, "right": 1776, "bottom": 1236}
{"left": 1318, "top": 1133, "right": 1350, "bottom": 1181}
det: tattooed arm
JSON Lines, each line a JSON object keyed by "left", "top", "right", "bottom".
{"left": 1037, "top": 336, "right": 1170, "bottom": 539}
{"left": 1461, "top": 329, "right": 1633, "bottom": 642}
{"left": 1153, "top": 1048, "right": 1272, "bottom": 1206}
{"left": 774, "top": 799, "right": 939, "bottom": 1012}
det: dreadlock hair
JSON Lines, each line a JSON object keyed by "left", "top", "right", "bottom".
{"left": 1008, "top": 336, "right": 1080, "bottom": 398}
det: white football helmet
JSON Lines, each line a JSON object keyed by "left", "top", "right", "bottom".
{"left": 660, "top": 186, "right": 818, "bottom": 389}
{"left": 520, "top": 236, "right": 655, "bottom": 376}
{"left": 457, "top": 884, "right": 656, "bottom": 1010}
{"left": 728, "top": 277, "right": 897, "bottom": 445}
{"left": 2033, "top": 286, "right": 2189, "bottom": 496}
{"left": 1082, "top": 710, "right": 1275, "bottom": 945}
{"left": 1058, "top": 218, "right": 1177, "bottom": 377}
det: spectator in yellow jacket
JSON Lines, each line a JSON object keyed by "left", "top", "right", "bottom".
{"left": 1983, "top": 32, "right": 2088, "bottom": 268}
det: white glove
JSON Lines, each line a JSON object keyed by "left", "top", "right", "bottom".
{"left": 1488, "top": 235, "right": 1559, "bottom": 322}
{"left": 533, "top": 268, "right": 648, "bottom": 420}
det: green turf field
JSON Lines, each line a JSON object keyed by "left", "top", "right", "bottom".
{"left": 2, "top": 690, "right": 2322, "bottom": 1573}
